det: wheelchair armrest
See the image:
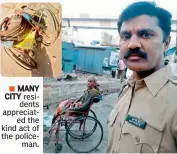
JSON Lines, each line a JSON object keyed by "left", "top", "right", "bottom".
{"left": 93, "top": 95, "right": 102, "bottom": 103}
{"left": 64, "top": 109, "right": 86, "bottom": 114}
{"left": 68, "top": 98, "right": 75, "bottom": 102}
{"left": 68, "top": 97, "right": 76, "bottom": 100}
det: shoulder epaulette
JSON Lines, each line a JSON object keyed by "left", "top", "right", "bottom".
{"left": 169, "top": 75, "right": 177, "bottom": 84}
{"left": 169, "top": 63, "right": 177, "bottom": 84}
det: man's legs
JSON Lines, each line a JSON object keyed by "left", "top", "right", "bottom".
{"left": 120, "top": 70, "right": 124, "bottom": 82}
{"left": 112, "top": 70, "right": 116, "bottom": 78}
{"left": 52, "top": 100, "right": 73, "bottom": 124}
{"left": 117, "top": 70, "right": 121, "bottom": 79}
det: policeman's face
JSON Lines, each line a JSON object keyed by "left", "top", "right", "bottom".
{"left": 119, "top": 15, "right": 170, "bottom": 72}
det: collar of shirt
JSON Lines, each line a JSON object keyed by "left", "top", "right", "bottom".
{"left": 127, "top": 64, "right": 173, "bottom": 96}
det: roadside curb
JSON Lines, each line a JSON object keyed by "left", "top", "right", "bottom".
{"left": 43, "top": 80, "right": 123, "bottom": 106}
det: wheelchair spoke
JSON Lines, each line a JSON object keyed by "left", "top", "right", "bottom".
{"left": 66, "top": 116, "right": 103, "bottom": 153}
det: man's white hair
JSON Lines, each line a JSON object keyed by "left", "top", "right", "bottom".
{"left": 88, "top": 76, "right": 99, "bottom": 85}
{"left": 88, "top": 76, "right": 96, "bottom": 81}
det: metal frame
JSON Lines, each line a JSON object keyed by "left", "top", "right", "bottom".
{"left": 62, "top": 18, "right": 177, "bottom": 33}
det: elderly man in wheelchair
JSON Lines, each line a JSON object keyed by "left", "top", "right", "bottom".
{"left": 52, "top": 76, "right": 101, "bottom": 124}
{"left": 44, "top": 76, "right": 103, "bottom": 153}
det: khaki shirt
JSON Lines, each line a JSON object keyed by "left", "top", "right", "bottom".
{"left": 107, "top": 64, "right": 177, "bottom": 153}
{"left": 173, "top": 53, "right": 177, "bottom": 63}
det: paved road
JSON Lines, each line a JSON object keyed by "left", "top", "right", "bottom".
{"left": 43, "top": 93, "right": 118, "bottom": 153}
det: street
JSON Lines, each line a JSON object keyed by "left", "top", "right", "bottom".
{"left": 43, "top": 92, "right": 118, "bottom": 153}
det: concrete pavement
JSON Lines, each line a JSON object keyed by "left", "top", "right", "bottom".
{"left": 43, "top": 93, "right": 118, "bottom": 153}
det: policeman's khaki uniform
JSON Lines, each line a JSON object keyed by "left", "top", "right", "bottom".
{"left": 107, "top": 64, "right": 177, "bottom": 153}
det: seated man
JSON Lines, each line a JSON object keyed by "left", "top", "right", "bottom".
{"left": 52, "top": 76, "right": 100, "bottom": 124}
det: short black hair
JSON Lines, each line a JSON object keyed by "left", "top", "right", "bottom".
{"left": 117, "top": 1, "right": 172, "bottom": 41}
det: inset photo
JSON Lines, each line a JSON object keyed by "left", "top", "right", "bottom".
{"left": 0, "top": 3, "right": 62, "bottom": 77}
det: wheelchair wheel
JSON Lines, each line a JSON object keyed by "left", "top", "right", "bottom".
{"left": 55, "top": 143, "right": 62, "bottom": 153}
{"left": 4, "top": 47, "right": 37, "bottom": 70}
{"left": 39, "top": 8, "right": 61, "bottom": 46}
{"left": 66, "top": 115, "right": 103, "bottom": 153}
{"left": 68, "top": 110, "right": 97, "bottom": 139}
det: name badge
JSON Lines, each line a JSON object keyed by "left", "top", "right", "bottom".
{"left": 126, "top": 115, "right": 146, "bottom": 129}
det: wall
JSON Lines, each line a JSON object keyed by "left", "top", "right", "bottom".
{"left": 75, "top": 46, "right": 117, "bottom": 75}
{"left": 43, "top": 80, "right": 121, "bottom": 106}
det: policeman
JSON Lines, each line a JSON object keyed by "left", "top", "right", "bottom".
{"left": 106, "top": 1, "right": 177, "bottom": 153}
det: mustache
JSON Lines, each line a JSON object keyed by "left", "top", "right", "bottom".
{"left": 124, "top": 48, "right": 148, "bottom": 59}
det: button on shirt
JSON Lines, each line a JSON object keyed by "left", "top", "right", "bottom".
{"left": 106, "top": 64, "right": 177, "bottom": 153}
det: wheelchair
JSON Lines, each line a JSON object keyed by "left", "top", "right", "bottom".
{"left": 43, "top": 95, "right": 104, "bottom": 153}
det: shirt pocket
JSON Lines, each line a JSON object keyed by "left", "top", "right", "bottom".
{"left": 122, "top": 121, "right": 163, "bottom": 153}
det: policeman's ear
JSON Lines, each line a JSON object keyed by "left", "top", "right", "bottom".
{"left": 163, "top": 36, "right": 171, "bottom": 55}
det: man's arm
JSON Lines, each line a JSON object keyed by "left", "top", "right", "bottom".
{"left": 74, "top": 90, "right": 98, "bottom": 112}
{"left": 75, "top": 95, "right": 83, "bottom": 103}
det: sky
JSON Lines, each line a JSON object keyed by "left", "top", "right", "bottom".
{"left": 1, "top": 0, "right": 175, "bottom": 45}
{"left": 58, "top": 0, "right": 177, "bottom": 19}
{"left": 1, "top": 0, "right": 176, "bottom": 19}
{"left": 58, "top": 0, "right": 176, "bottom": 46}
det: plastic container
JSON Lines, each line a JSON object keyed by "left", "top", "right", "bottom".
{"left": 43, "top": 112, "right": 53, "bottom": 128}
{"left": 22, "top": 12, "right": 32, "bottom": 21}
